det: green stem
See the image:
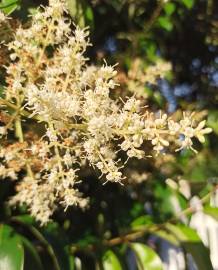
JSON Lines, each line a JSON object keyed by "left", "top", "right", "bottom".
{"left": 15, "top": 115, "right": 24, "bottom": 142}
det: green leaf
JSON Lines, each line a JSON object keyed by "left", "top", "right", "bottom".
{"left": 158, "top": 16, "right": 173, "bottom": 32}
{"left": 164, "top": 2, "right": 176, "bottom": 16}
{"left": 182, "top": 0, "right": 194, "bottom": 9}
{"left": 165, "top": 223, "right": 213, "bottom": 270}
{"left": 102, "top": 250, "right": 122, "bottom": 270}
{"left": 131, "top": 215, "right": 153, "bottom": 230}
{"left": 131, "top": 243, "right": 163, "bottom": 270}
{"left": 204, "top": 206, "right": 218, "bottom": 221}
{"left": 0, "top": 224, "right": 24, "bottom": 270}
{"left": 0, "top": 0, "right": 20, "bottom": 15}
{"left": 12, "top": 216, "right": 61, "bottom": 270}
{"left": 20, "top": 236, "right": 43, "bottom": 270}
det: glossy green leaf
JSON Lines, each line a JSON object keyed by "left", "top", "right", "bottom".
{"left": 165, "top": 223, "right": 213, "bottom": 270}
{"left": 0, "top": 224, "right": 24, "bottom": 270}
{"left": 204, "top": 206, "right": 218, "bottom": 221}
{"left": 102, "top": 250, "right": 122, "bottom": 270}
{"left": 182, "top": 0, "right": 194, "bottom": 9}
{"left": 0, "top": 0, "right": 20, "bottom": 14}
{"left": 131, "top": 243, "right": 163, "bottom": 270}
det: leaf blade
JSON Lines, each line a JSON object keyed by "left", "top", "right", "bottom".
{"left": 131, "top": 243, "right": 163, "bottom": 270}
{"left": 0, "top": 224, "right": 24, "bottom": 270}
{"left": 102, "top": 250, "right": 122, "bottom": 270}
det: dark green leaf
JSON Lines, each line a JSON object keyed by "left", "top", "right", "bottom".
{"left": 0, "top": 224, "right": 24, "bottom": 270}
{"left": 102, "top": 250, "right": 122, "bottom": 270}
{"left": 131, "top": 243, "right": 163, "bottom": 270}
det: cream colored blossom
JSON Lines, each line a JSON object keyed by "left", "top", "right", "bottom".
{"left": 0, "top": 0, "right": 212, "bottom": 224}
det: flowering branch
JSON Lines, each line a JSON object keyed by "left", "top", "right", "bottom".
{"left": 0, "top": 1, "right": 212, "bottom": 224}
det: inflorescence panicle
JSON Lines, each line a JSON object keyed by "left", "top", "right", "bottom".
{"left": 0, "top": 0, "right": 212, "bottom": 224}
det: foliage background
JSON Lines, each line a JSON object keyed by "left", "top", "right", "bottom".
{"left": 0, "top": 0, "right": 218, "bottom": 269}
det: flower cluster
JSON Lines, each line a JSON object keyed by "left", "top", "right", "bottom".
{"left": 0, "top": 0, "right": 212, "bottom": 224}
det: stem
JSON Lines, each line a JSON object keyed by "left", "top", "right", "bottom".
{"left": 0, "top": 98, "right": 37, "bottom": 119}
{"left": 15, "top": 116, "right": 24, "bottom": 142}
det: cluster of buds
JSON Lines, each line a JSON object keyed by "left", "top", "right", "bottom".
{"left": 0, "top": 0, "right": 212, "bottom": 224}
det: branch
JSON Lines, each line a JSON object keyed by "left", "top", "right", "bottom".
{"left": 70, "top": 185, "right": 218, "bottom": 252}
